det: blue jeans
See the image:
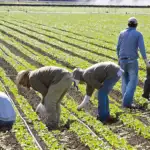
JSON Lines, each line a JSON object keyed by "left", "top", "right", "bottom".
{"left": 120, "top": 59, "right": 138, "bottom": 107}
{"left": 98, "top": 75, "right": 120, "bottom": 122}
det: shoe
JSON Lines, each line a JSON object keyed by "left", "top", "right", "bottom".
{"left": 142, "top": 94, "right": 149, "bottom": 100}
{"left": 123, "top": 104, "right": 137, "bottom": 109}
{"left": 97, "top": 115, "right": 118, "bottom": 124}
{"left": 104, "top": 116, "right": 119, "bottom": 124}
{"left": 47, "top": 123, "right": 58, "bottom": 131}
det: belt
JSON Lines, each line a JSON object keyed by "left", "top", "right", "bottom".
{"left": 120, "top": 57, "right": 134, "bottom": 60}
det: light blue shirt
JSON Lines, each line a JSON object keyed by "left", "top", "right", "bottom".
{"left": 117, "top": 27, "right": 147, "bottom": 60}
{"left": 0, "top": 92, "right": 16, "bottom": 121}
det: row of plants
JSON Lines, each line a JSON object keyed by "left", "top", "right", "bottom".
{"left": 0, "top": 9, "right": 148, "bottom": 149}
{"left": 0, "top": 43, "right": 112, "bottom": 149}
{"left": 0, "top": 31, "right": 135, "bottom": 149}
{"left": 0, "top": 19, "right": 148, "bottom": 137}
{"left": 0, "top": 19, "right": 148, "bottom": 115}
{"left": 0, "top": 84, "right": 40, "bottom": 150}
{"left": 0, "top": 52, "right": 63, "bottom": 149}
{"left": 1, "top": 18, "right": 148, "bottom": 104}
{"left": 12, "top": 18, "right": 149, "bottom": 110}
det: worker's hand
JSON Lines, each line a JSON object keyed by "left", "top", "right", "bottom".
{"left": 77, "top": 95, "right": 90, "bottom": 111}
{"left": 144, "top": 59, "right": 150, "bottom": 68}
{"left": 77, "top": 105, "right": 83, "bottom": 111}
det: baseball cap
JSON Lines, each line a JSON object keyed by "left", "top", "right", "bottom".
{"left": 128, "top": 17, "right": 138, "bottom": 24}
{"left": 72, "top": 68, "right": 83, "bottom": 81}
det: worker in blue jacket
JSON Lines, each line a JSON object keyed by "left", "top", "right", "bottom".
{"left": 0, "top": 92, "right": 16, "bottom": 131}
{"left": 117, "top": 17, "right": 150, "bottom": 108}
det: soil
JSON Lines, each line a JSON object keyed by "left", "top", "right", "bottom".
{"left": 0, "top": 27, "right": 150, "bottom": 149}
{"left": 68, "top": 87, "right": 150, "bottom": 150}
{"left": 0, "top": 131, "right": 22, "bottom": 150}
{"left": 0, "top": 57, "right": 89, "bottom": 150}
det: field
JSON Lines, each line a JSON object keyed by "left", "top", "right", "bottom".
{"left": 0, "top": 6, "right": 150, "bottom": 150}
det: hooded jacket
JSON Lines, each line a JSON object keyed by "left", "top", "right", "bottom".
{"left": 73, "top": 62, "right": 120, "bottom": 96}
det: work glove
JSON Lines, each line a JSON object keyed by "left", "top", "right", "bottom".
{"left": 144, "top": 59, "right": 150, "bottom": 68}
{"left": 77, "top": 95, "right": 90, "bottom": 110}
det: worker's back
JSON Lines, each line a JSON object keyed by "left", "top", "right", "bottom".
{"left": 0, "top": 92, "right": 16, "bottom": 121}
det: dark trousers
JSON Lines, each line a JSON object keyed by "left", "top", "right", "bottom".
{"left": 142, "top": 78, "right": 150, "bottom": 100}
{"left": 0, "top": 120, "right": 14, "bottom": 131}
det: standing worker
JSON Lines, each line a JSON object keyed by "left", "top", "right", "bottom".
{"left": 73, "top": 62, "right": 123, "bottom": 123}
{"left": 0, "top": 92, "right": 16, "bottom": 131}
{"left": 117, "top": 17, "right": 150, "bottom": 108}
{"left": 16, "top": 66, "right": 72, "bottom": 130}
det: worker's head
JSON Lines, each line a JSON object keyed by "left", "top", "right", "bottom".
{"left": 16, "top": 70, "right": 31, "bottom": 88}
{"left": 128, "top": 17, "right": 138, "bottom": 28}
{"left": 72, "top": 68, "right": 84, "bottom": 84}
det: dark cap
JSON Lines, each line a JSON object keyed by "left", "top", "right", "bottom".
{"left": 72, "top": 68, "right": 83, "bottom": 81}
{"left": 128, "top": 17, "right": 138, "bottom": 24}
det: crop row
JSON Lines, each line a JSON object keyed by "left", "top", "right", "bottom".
{"left": 0, "top": 44, "right": 113, "bottom": 149}
{"left": 0, "top": 18, "right": 148, "bottom": 122}
{"left": 0, "top": 30, "right": 136, "bottom": 149}
{"left": 0, "top": 18, "right": 148, "bottom": 108}
{"left": 0, "top": 83, "right": 40, "bottom": 150}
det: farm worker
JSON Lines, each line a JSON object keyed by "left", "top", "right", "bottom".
{"left": 117, "top": 17, "right": 150, "bottom": 108}
{"left": 72, "top": 62, "right": 124, "bottom": 123}
{"left": 142, "top": 61, "right": 150, "bottom": 101}
{"left": 0, "top": 92, "right": 16, "bottom": 131}
{"left": 16, "top": 66, "right": 72, "bottom": 130}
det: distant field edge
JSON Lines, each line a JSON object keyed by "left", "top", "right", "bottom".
{"left": 0, "top": 3, "right": 150, "bottom": 8}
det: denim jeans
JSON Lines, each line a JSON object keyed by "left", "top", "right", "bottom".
{"left": 120, "top": 59, "right": 138, "bottom": 107}
{"left": 98, "top": 74, "right": 120, "bottom": 122}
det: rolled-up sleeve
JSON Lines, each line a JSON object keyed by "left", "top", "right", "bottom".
{"left": 138, "top": 33, "right": 147, "bottom": 59}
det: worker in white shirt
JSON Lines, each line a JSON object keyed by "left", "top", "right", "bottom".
{"left": 0, "top": 92, "right": 16, "bottom": 131}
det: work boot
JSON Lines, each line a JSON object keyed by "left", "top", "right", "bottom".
{"left": 97, "top": 115, "right": 118, "bottom": 124}
{"left": 123, "top": 104, "right": 137, "bottom": 109}
{"left": 47, "top": 123, "right": 58, "bottom": 131}
{"left": 142, "top": 94, "right": 149, "bottom": 100}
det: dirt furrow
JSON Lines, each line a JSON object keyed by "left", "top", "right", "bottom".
{"left": 0, "top": 56, "right": 90, "bottom": 150}
{"left": 67, "top": 87, "right": 150, "bottom": 150}
{"left": 0, "top": 23, "right": 145, "bottom": 88}
{"left": 0, "top": 27, "right": 150, "bottom": 149}
{"left": 0, "top": 131, "right": 22, "bottom": 150}
{"left": 0, "top": 29, "right": 149, "bottom": 125}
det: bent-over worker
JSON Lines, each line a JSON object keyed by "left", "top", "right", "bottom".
{"left": 73, "top": 62, "right": 123, "bottom": 123}
{"left": 16, "top": 66, "right": 72, "bottom": 130}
